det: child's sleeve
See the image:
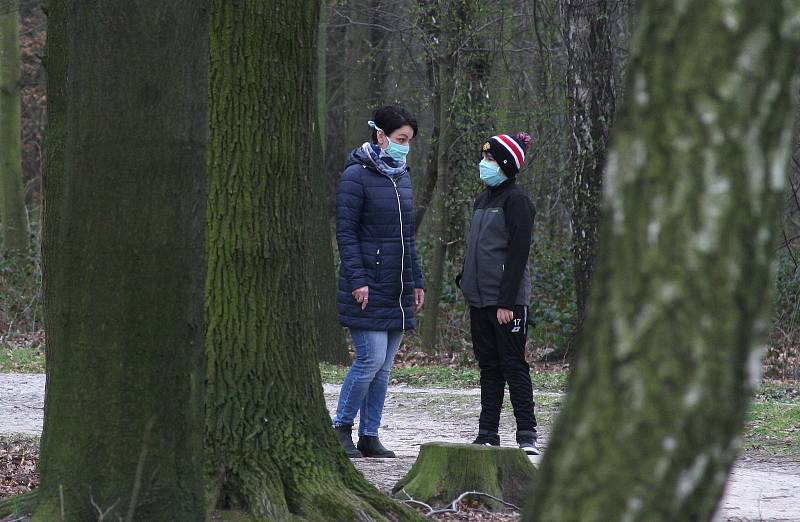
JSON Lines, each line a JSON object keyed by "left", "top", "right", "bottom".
{"left": 497, "top": 193, "right": 536, "bottom": 309}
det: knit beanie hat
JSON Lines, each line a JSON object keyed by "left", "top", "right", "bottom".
{"left": 481, "top": 132, "right": 532, "bottom": 177}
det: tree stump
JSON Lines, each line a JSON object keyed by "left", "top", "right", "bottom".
{"left": 392, "top": 442, "right": 537, "bottom": 510}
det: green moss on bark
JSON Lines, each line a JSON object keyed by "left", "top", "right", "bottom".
{"left": 394, "top": 442, "right": 537, "bottom": 510}
{"left": 0, "top": 2, "right": 29, "bottom": 254}
{"left": 34, "top": 2, "right": 209, "bottom": 520}
{"left": 526, "top": 1, "right": 800, "bottom": 521}
{"left": 204, "top": 2, "right": 421, "bottom": 520}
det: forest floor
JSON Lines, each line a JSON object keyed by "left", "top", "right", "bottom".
{"left": 1, "top": 372, "right": 799, "bottom": 521}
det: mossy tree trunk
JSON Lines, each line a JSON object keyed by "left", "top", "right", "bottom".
{"left": 312, "top": 0, "right": 348, "bottom": 365}
{"left": 394, "top": 442, "right": 537, "bottom": 510}
{"left": 561, "top": 0, "right": 619, "bottom": 358}
{"left": 204, "top": 2, "right": 421, "bottom": 520}
{"left": 34, "top": 1, "right": 209, "bottom": 520}
{"left": 527, "top": 1, "right": 800, "bottom": 521}
{"left": 0, "top": 0, "right": 29, "bottom": 254}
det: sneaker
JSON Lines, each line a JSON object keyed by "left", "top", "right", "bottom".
{"left": 517, "top": 430, "right": 539, "bottom": 455}
{"left": 472, "top": 429, "right": 500, "bottom": 446}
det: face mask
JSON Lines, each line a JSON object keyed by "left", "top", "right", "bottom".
{"left": 479, "top": 159, "right": 506, "bottom": 187}
{"left": 368, "top": 120, "right": 410, "bottom": 162}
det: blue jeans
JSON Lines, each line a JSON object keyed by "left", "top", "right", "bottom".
{"left": 332, "top": 329, "right": 403, "bottom": 436}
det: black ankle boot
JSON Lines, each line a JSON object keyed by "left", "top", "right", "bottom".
{"left": 357, "top": 435, "right": 396, "bottom": 458}
{"left": 334, "top": 425, "right": 362, "bottom": 458}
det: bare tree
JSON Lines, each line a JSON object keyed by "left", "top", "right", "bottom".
{"left": 561, "top": 0, "right": 623, "bottom": 359}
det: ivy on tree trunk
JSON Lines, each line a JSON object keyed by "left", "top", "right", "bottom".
{"left": 527, "top": 1, "right": 800, "bottom": 520}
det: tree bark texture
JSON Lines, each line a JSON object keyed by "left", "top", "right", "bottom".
{"left": 205, "top": 2, "right": 420, "bottom": 520}
{"left": 312, "top": 0, "right": 348, "bottom": 365}
{"left": 420, "top": 55, "right": 453, "bottom": 353}
{"left": 0, "top": 0, "right": 29, "bottom": 254}
{"left": 343, "top": 1, "right": 376, "bottom": 151}
{"left": 35, "top": 1, "right": 209, "bottom": 520}
{"left": 413, "top": 0, "right": 442, "bottom": 232}
{"left": 562, "top": 0, "right": 618, "bottom": 354}
{"left": 527, "top": 1, "right": 800, "bottom": 520}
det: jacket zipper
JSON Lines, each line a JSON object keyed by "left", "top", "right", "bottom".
{"left": 389, "top": 177, "right": 406, "bottom": 331}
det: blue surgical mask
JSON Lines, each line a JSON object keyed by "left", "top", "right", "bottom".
{"left": 479, "top": 159, "right": 506, "bottom": 187}
{"left": 368, "top": 120, "right": 410, "bottom": 162}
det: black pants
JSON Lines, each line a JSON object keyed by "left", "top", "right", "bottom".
{"left": 470, "top": 305, "right": 537, "bottom": 433}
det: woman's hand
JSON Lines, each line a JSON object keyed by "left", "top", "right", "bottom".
{"left": 352, "top": 286, "right": 369, "bottom": 310}
{"left": 497, "top": 307, "right": 514, "bottom": 325}
{"left": 414, "top": 288, "right": 425, "bottom": 313}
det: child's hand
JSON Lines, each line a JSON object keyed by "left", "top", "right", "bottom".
{"left": 497, "top": 308, "right": 514, "bottom": 325}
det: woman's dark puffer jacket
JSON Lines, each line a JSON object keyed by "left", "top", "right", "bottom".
{"left": 336, "top": 144, "right": 424, "bottom": 331}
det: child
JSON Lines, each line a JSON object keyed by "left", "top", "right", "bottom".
{"left": 457, "top": 132, "right": 538, "bottom": 454}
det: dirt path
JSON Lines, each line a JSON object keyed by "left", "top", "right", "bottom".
{"left": 1, "top": 374, "right": 798, "bottom": 521}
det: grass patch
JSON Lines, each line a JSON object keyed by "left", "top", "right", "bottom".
{"left": 319, "top": 362, "right": 568, "bottom": 393}
{"left": 744, "top": 401, "right": 800, "bottom": 456}
{"left": 0, "top": 346, "right": 44, "bottom": 373}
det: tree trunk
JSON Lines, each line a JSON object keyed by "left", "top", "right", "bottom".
{"left": 318, "top": 1, "right": 328, "bottom": 161}
{"left": 413, "top": 39, "right": 441, "bottom": 232}
{"left": 420, "top": 61, "right": 452, "bottom": 354}
{"left": 494, "top": 0, "right": 515, "bottom": 131}
{"left": 561, "top": 0, "right": 618, "bottom": 358}
{"left": 343, "top": 1, "right": 373, "bottom": 151}
{"left": 313, "top": 0, "right": 348, "bottom": 365}
{"left": 526, "top": 2, "right": 800, "bottom": 520}
{"left": 393, "top": 442, "right": 537, "bottom": 510}
{"left": 0, "top": 0, "right": 29, "bottom": 254}
{"left": 420, "top": 0, "right": 486, "bottom": 354}
{"left": 34, "top": 2, "right": 209, "bottom": 520}
{"left": 204, "top": 2, "right": 421, "bottom": 520}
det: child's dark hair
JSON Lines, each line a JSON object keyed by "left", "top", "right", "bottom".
{"left": 371, "top": 104, "right": 418, "bottom": 143}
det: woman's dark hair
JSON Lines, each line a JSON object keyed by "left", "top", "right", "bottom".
{"left": 371, "top": 104, "right": 418, "bottom": 143}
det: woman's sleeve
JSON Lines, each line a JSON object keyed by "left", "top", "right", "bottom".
{"left": 336, "top": 168, "right": 368, "bottom": 291}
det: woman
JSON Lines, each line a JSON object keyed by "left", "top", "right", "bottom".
{"left": 332, "top": 104, "right": 425, "bottom": 458}
{"left": 457, "top": 132, "right": 539, "bottom": 455}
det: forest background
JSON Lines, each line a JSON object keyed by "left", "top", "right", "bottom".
{"left": 0, "top": 0, "right": 799, "bottom": 520}
{"left": 2, "top": 0, "right": 799, "bottom": 378}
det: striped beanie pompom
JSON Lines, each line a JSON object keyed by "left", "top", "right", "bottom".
{"left": 482, "top": 132, "right": 532, "bottom": 177}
